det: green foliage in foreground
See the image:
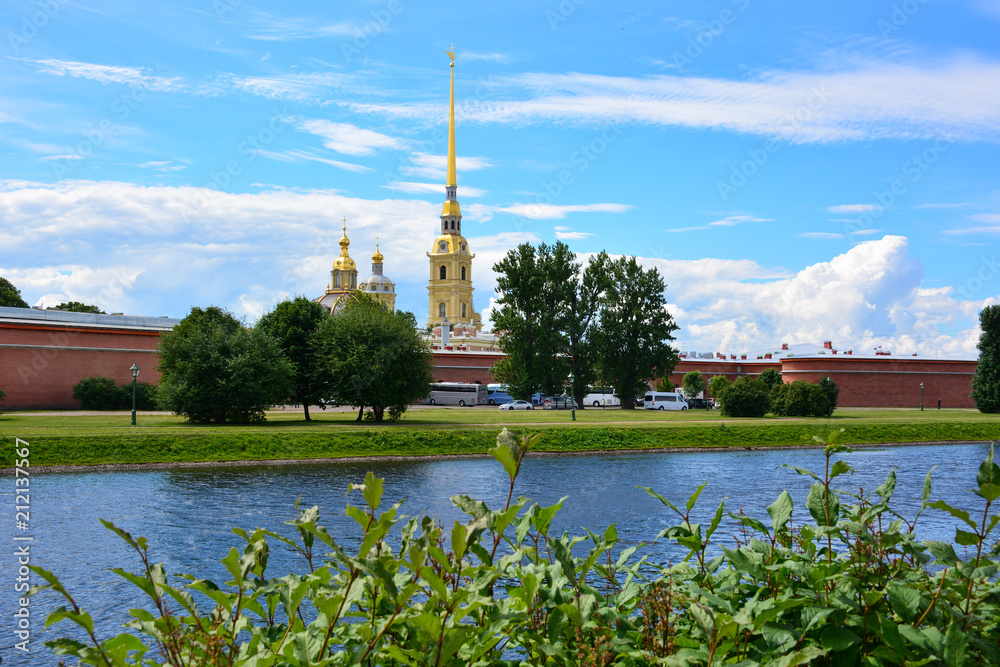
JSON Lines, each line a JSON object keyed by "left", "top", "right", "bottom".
{"left": 31, "top": 432, "right": 1000, "bottom": 666}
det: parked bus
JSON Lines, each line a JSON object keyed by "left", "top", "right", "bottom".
{"left": 486, "top": 384, "right": 513, "bottom": 405}
{"left": 583, "top": 386, "right": 620, "bottom": 407}
{"left": 420, "top": 382, "right": 488, "bottom": 406}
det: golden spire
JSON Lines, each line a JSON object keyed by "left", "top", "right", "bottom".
{"left": 372, "top": 236, "right": 384, "bottom": 262}
{"left": 447, "top": 46, "right": 457, "bottom": 189}
{"left": 339, "top": 217, "right": 350, "bottom": 252}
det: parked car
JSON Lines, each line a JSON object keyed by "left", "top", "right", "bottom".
{"left": 499, "top": 400, "right": 533, "bottom": 410}
{"left": 686, "top": 397, "right": 713, "bottom": 410}
{"left": 542, "top": 395, "right": 578, "bottom": 410}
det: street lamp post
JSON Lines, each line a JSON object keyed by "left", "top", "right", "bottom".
{"left": 569, "top": 372, "right": 576, "bottom": 422}
{"left": 130, "top": 363, "right": 140, "bottom": 426}
{"left": 920, "top": 382, "right": 924, "bottom": 412}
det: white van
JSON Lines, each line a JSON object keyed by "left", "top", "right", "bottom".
{"left": 644, "top": 392, "right": 688, "bottom": 411}
{"left": 583, "top": 386, "right": 620, "bottom": 407}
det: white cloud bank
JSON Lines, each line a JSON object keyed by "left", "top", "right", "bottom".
{"left": 0, "top": 181, "right": 991, "bottom": 356}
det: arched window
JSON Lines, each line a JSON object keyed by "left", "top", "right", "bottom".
{"left": 439, "top": 303, "right": 446, "bottom": 317}
{"left": 351, "top": 273, "right": 356, "bottom": 288}
{"left": 334, "top": 272, "right": 340, "bottom": 287}
{"left": 461, "top": 303, "right": 467, "bottom": 318}
{"left": 461, "top": 266, "right": 466, "bottom": 281}
{"left": 439, "top": 265, "right": 447, "bottom": 280}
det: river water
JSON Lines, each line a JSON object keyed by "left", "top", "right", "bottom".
{"left": 1, "top": 442, "right": 994, "bottom": 664}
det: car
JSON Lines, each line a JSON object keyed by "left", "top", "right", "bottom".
{"left": 542, "top": 395, "right": 579, "bottom": 410}
{"left": 686, "top": 397, "right": 713, "bottom": 410}
{"left": 499, "top": 400, "right": 533, "bottom": 410}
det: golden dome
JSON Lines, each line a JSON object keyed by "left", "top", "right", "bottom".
{"left": 442, "top": 200, "right": 462, "bottom": 217}
{"left": 332, "top": 220, "right": 357, "bottom": 271}
{"left": 372, "top": 240, "right": 384, "bottom": 263}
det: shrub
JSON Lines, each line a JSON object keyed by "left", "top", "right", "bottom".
{"left": 72, "top": 377, "right": 160, "bottom": 410}
{"left": 818, "top": 375, "right": 839, "bottom": 414}
{"left": 758, "top": 367, "right": 782, "bottom": 390}
{"left": 771, "top": 380, "right": 829, "bottom": 417}
{"left": 31, "top": 434, "right": 1000, "bottom": 666}
{"left": 72, "top": 377, "right": 125, "bottom": 410}
{"left": 718, "top": 375, "right": 770, "bottom": 417}
{"left": 654, "top": 377, "right": 674, "bottom": 392}
{"left": 708, "top": 375, "right": 729, "bottom": 399}
{"left": 681, "top": 370, "right": 706, "bottom": 398}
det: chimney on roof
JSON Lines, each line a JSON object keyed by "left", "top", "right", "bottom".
{"left": 823, "top": 341, "right": 833, "bottom": 349}
{"left": 781, "top": 343, "right": 788, "bottom": 350}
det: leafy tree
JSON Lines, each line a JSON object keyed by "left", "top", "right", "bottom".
{"left": 314, "top": 292, "right": 433, "bottom": 423}
{"left": 492, "top": 244, "right": 550, "bottom": 401}
{"left": 55, "top": 301, "right": 105, "bottom": 314}
{"left": 770, "top": 380, "right": 829, "bottom": 417}
{"left": 972, "top": 305, "right": 1000, "bottom": 413}
{"left": 718, "top": 376, "right": 770, "bottom": 417}
{"left": 818, "top": 376, "right": 839, "bottom": 415}
{"left": 709, "top": 375, "right": 730, "bottom": 400}
{"left": 654, "top": 377, "right": 675, "bottom": 392}
{"left": 565, "top": 251, "right": 611, "bottom": 410}
{"left": 257, "top": 297, "right": 333, "bottom": 421}
{"left": 681, "top": 370, "right": 706, "bottom": 399}
{"left": 0, "top": 276, "right": 29, "bottom": 308}
{"left": 595, "top": 257, "right": 678, "bottom": 409}
{"left": 157, "top": 306, "right": 292, "bottom": 423}
{"left": 759, "top": 367, "right": 783, "bottom": 391}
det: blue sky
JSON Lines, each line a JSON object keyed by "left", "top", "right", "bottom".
{"left": 2, "top": 0, "right": 999, "bottom": 358}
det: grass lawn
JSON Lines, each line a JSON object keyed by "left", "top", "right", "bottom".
{"left": 1, "top": 407, "right": 997, "bottom": 467}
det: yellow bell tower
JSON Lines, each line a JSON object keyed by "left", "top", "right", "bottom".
{"left": 427, "top": 48, "right": 482, "bottom": 331}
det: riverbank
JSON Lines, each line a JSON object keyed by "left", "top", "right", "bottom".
{"left": 1, "top": 408, "right": 997, "bottom": 469}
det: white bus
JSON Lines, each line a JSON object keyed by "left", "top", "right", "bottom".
{"left": 421, "top": 382, "right": 488, "bottom": 407}
{"left": 643, "top": 392, "right": 689, "bottom": 411}
{"left": 583, "top": 386, "right": 620, "bottom": 408}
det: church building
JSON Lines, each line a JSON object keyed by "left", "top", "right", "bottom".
{"left": 426, "top": 50, "right": 483, "bottom": 331}
{"left": 316, "top": 222, "right": 359, "bottom": 315}
{"left": 359, "top": 240, "right": 396, "bottom": 311}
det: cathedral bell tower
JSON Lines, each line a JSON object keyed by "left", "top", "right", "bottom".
{"left": 427, "top": 48, "right": 482, "bottom": 331}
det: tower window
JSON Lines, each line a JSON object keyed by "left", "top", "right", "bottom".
{"left": 461, "top": 303, "right": 467, "bottom": 318}
{"left": 439, "top": 303, "right": 446, "bottom": 317}
{"left": 461, "top": 266, "right": 466, "bottom": 280}
{"left": 351, "top": 273, "right": 356, "bottom": 288}
{"left": 440, "top": 265, "right": 447, "bottom": 280}
{"left": 450, "top": 220, "right": 455, "bottom": 230}
{"left": 334, "top": 272, "right": 340, "bottom": 287}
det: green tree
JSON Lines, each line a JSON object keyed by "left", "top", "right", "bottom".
{"left": 257, "top": 297, "right": 333, "bottom": 421}
{"left": 565, "top": 251, "right": 611, "bottom": 410}
{"left": 0, "top": 276, "right": 29, "bottom": 308}
{"left": 595, "top": 257, "right": 678, "bottom": 409}
{"left": 972, "top": 305, "right": 1000, "bottom": 413}
{"left": 759, "top": 367, "right": 783, "bottom": 391}
{"left": 682, "top": 370, "right": 706, "bottom": 399}
{"left": 818, "top": 376, "right": 839, "bottom": 415}
{"left": 709, "top": 375, "right": 730, "bottom": 400}
{"left": 770, "top": 380, "right": 829, "bottom": 417}
{"left": 654, "top": 377, "right": 675, "bottom": 392}
{"left": 157, "top": 306, "right": 292, "bottom": 423}
{"left": 314, "top": 293, "right": 433, "bottom": 423}
{"left": 492, "top": 244, "right": 550, "bottom": 401}
{"left": 719, "top": 376, "right": 770, "bottom": 417}
{"left": 55, "top": 301, "right": 105, "bottom": 314}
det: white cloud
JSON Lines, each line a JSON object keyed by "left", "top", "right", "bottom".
{"left": 666, "top": 214, "right": 770, "bottom": 233}
{"left": 828, "top": 204, "right": 883, "bottom": 214}
{"left": 383, "top": 181, "right": 487, "bottom": 197}
{"left": 350, "top": 56, "right": 1000, "bottom": 143}
{"left": 234, "top": 12, "right": 359, "bottom": 40}
{"left": 295, "top": 119, "right": 403, "bottom": 156}
{"left": 23, "top": 59, "right": 184, "bottom": 92}
{"left": 219, "top": 72, "right": 358, "bottom": 101}
{"left": 460, "top": 52, "right": 513, "bottom": 63}
{"left": 255, "top": 149, "right": 373, "bottom": 173}
{"left": 399, "top": 153, "right": 494, "bottom": 180}
{"left": 635, "top": 235, "right": 986, "bottom": 358}
{"left": 498, "top": 203, "right": 633, "bottom": 220}
{"left": 554, "top": 225, "right": 594, "bottom": 240}
{"left": 799, "top": 232, "right": 845, "bottom": 240}
{"left": 944, "top": 213, "right": 1000, "bottom": 235}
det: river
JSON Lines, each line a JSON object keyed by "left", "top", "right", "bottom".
{"left": 0, "top": 442, "right": 993, "bottom": 665}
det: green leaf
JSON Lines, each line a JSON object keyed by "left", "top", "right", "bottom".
{"left": 689, "top": 603, "right": 715, "bottom": 640}
{"left": 782, "top": 464, "right": 822, "bottom": 482}
{"left": 977, "top": 443, "right": 1000, "bottom": 489}
{"left": 876, "top": 469, "right": 898, "bottom": 502}
{"left": 888, "top": 584, "right": 922, "bottom": 624}
{"left": 687, "top": 481, "right": 709, "bottom": 512}
{"left": 767, "top": 490, "right": 794, "bottom": 535}
{"left": 489, "top": 441, "right": 518, "bottom": 482}
{"left": 943, "top": 620, "right": 969, "bottom": 667}
{"left": 806, "top": 482, "right": 841, "bottom": 527}
{"left": 821, "top": 626, "right": 861, "bottom": 652}
{"left": 926, "top": 500, "right": 978, "bottom": 530}
{"left": 830, "top": 460, "right": 852, "bottom": 479}
{"left": 922, "top": 467, "right": 938, "bottom": 504}
{"left": 451, "top": 521, "right": 468, "bottom": 562}
{"left": 974, "top": 482, "right": 1000, "bottom": 502}
{"left": 924, "top": 540, "right": 960, "bottom": 566}
{"left": 955, "top": 529, "right": 981, "bottom": 547}
{"left": 638, "top": 485, "right": 681, "bottom": 515}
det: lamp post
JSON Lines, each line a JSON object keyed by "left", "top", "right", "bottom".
{"left": 569, "top": 372, "right": 576, "bottom": 422}
{"left": 920, "top": 382, "right": 924, "bottom": 412}
{"left": 130, "top": 363, "right": 140, "bottom": 426}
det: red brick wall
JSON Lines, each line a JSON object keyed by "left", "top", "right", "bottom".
{"left": 430, "top": 351, "right": 502, "bottom": 385}
{"left": 0, "top": 323, "right": 163, "bottom": 409}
